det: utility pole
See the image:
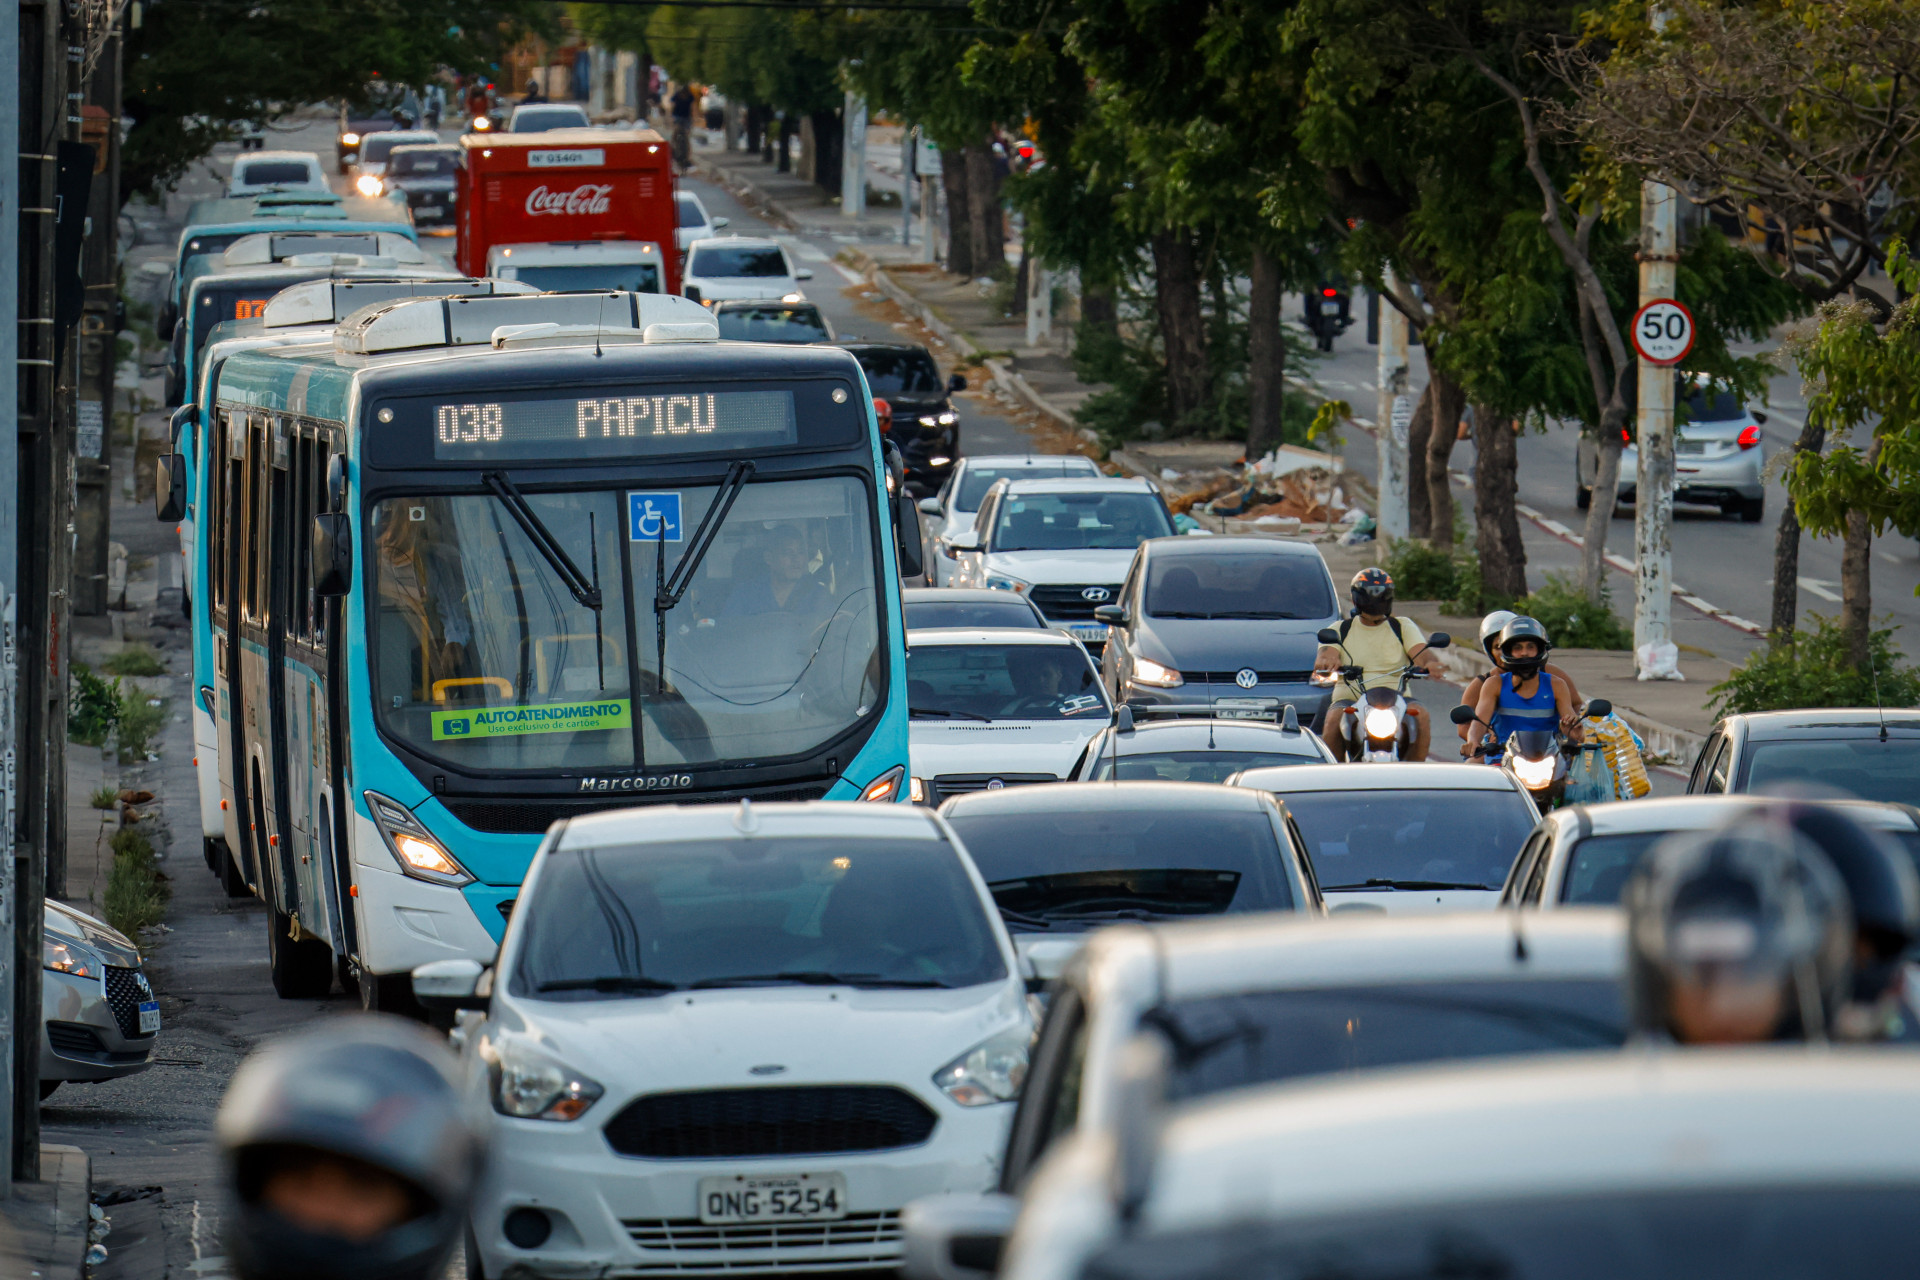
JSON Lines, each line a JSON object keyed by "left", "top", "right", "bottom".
{"left": 840, "top": 92, "right": 866, "bottom": 219}
{"left": 75, "top": 36, "right": 121, "bottom": 621}
{"left": 0, "top": 0, "right": 21, "bottom": 1199}
{"left": 1376, "top": 268, "right": 1411, "bottom": 546}
{"left": 1633, "top": 180, "right": 1682, "bottom": 680}
{"left": 900, "top": 127, "right": 914, "bottom": 247}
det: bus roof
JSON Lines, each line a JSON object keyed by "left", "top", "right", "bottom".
{"left": 176, "top": 194, "right": 416, "bottom": 257}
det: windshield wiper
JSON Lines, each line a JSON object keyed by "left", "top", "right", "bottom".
{"left": 996, "top": 906, "right": 1055, "bottom": 932}
{"left": 911, "top": 706, "right": 992, "bottom": 721}
{"left": 485, "top": 472, "right": 609, "bottom": 691}
{"left": 690, "top": 971, "right": 951, "bottom": 989}
{"left": 1321, "top": 878, "right": 1494, "bottom": 892}
{"left": 537, "top": 975, "right": 681, "bottom": 994}
{"left": 652, "top": 459, "right": 755, "bottom": 693}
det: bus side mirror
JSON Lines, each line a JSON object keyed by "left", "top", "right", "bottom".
{"left": 155, "top": 454, "right": 187, "bottom": 523}
{"left": 313, "top": 514, "right": 353, "bottom": 596}
{"left": 896, "top": 492, "right": 926, "bottom": 580}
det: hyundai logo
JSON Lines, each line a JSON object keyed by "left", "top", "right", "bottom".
{"left": 1081, "top": 587, "right": 1111, "bottom": 602}
{"left": 1235, "top": 668, "right": 1259, "bottom": 689}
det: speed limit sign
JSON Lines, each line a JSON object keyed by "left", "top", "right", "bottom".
{"left": 1632, "top": 299, "right": 1695, "bottom": 366}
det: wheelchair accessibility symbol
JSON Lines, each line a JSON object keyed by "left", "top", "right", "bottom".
{"left": 627, "top": 492, "right": 684, "bottom": 543}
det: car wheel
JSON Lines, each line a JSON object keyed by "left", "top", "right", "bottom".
{"left": 266, "top": 907, "right": 334, "bottom": 999}
{"left": 39, "top": 1080, "right": 59, "bottom": 1102}
{"left": 1736, "top": 495, "right": 1765, "bottom": 523}
{"left": 203, "top": 835, "right": 218, "bottom": 872}
{"left": 1575, "top": 479, "right": 1591, "bottom": 510}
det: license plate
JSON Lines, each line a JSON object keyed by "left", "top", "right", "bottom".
{"left": 138, "top": 1001, "right": 160, "bottom": 1034}
{"left": 698, "top": 1173, "right": 847, "bottom": 1224}
{"left": 1321, "top": 300, "right": 1342, "bottom": 315}
{"left": 1068, "top": 623, "right": 1109, "bottom": 642}
{"left": 1211, "top": 697, "right": 1270, "bottom": 719}
{"left": 1677, "top": 440, "right": 1705, "bottom": 455}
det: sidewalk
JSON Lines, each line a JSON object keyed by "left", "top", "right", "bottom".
{"left": 0, "top": 1145, "right": 91, "bottom": 1280}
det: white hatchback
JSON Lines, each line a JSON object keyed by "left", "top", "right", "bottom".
{"left": 225, "top": 150, "right": 329, "bottom": 196}
{"left": 683, "top": 236, "right": 812, "bottom": 304}
{"left": 419, "top": 802, "right": 1032, "bottom": 1280}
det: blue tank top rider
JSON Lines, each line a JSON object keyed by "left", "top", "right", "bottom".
{"left": 1469, "top": 616, "right": 1580, "bottom": 756}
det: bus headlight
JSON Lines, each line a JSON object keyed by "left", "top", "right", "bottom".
{"left": 859, "top": 765, "right": 906, "bottom": 803}
{"left": 364, "top": 790, "right": 473, "bottom": 886}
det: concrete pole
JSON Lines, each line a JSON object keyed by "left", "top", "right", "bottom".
{"left": 1376, "top": 268, "right": 1411, "bottom": 544}
{"left": 1634, "top": 180, "right": 1681, "bottom": 680}
{"left": 0, "top": 0, "right": 19, "bottom": 1195}
{"left": 1026, "top": 256, "right": 1051, "bottom": 347}
{"left": 901, "top": 127, "right": 914, "bottom": 246}
{"left": 840, "top": 92, "right": 867, "bottom": 219}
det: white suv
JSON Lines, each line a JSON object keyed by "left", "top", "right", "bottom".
{"left": 682, "top": 236, "right": 812, "bottom": 303}
{"left": 918, "top": 455, "right": 1101, "bottom": 586}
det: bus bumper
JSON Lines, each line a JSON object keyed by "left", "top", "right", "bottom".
{"left": 193, "top": 703, "right": 222, "bottom": 841}
{"left": 351, "top": 811, "right": 502, "bottom": 975}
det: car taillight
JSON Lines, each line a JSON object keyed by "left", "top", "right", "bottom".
{"left": 1621, "top": 428, "right": 1632, "bottom": 444}
{"left": 1322, "top": 287, "right": 1338, "bottom": 297}
{"left": 1737, "top": 423, "right": 1761, "bottom": 450}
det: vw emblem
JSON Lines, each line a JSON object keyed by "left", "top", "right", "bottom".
{"left": 1234, "top": 668, "right": 1259, "bottom": 689}
{"left": 985, "top": 778, "right": 1006, "bottom": 790}
{"left": 1081, "top": 587, "right": 1110, "bottom": 602}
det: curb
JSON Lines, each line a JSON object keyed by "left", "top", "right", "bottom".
{"left": 689, "top": 156, "right": 800, "bottom": 233}
{"left": 0, "top": 1144, "right": 91, "bottom": 1280}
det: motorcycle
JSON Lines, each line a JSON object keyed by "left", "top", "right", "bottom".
{"left": 1317, "top": 628, "right": 1451, "bottom": 762}
{"left": 1451, "top": 698, "right": 1613, "bottom": 813}
{"left": 1304, "top": 283, "right": 1353, "bottom": 353}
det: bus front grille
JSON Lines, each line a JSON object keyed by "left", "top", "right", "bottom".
{"left": 443, "top": 784, "right": 835, "bottom": 834}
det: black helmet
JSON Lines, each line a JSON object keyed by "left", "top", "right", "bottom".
{"left": 1778, "top": 800, "right": 1920, "bottom": 1016}
{"left": 1350, "top": 567, "right": 1394, "bottom": 616}
{"left": 1496, "top": 616, "right": 1552, "bottom": 678}
{"left": 217, "top": 1015, "right": 483, "bottom": 1280}
{"left": 1624, "top": 816, "right": 1852, "bottom": 1044}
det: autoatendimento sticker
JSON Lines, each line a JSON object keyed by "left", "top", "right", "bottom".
{"left": 431, "top": 699, "right": 633, "bottom": 741}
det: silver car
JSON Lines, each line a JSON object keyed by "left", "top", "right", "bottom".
{"left": 41, "top": 900, "right": 158, "bottom": 1100}
{"left": 1576, "top": 379, "right": 1767, "bottom": 521}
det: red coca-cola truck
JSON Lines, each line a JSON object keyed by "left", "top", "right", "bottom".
{"left": 456, "top": 127, "right": 681, "bottom": 293}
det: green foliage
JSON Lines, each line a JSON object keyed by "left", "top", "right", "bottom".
{"left": 101, "top": 646, "right": 166, "bottom": 678}
{"left": 118, "top": 696, "right": 169, "bottom": 765}
{"left": 1710, "top": 615, "right": 1920, "bottom": 716}
{"left": 1385, "top": 540, "right": 1464, "bottom": 601}
{"left": 1441, "top": 550, "right": 1505, "bottom": 618}
{"left": 90, "top": 786, "right": 120, "bottom": 811}
{"left": 105, "top": 828, "right": 170, "bottom": 940}
{"left": 69, "top": 666, "right": 121, "bottom": 748}
{"left": 1514, "top": 574, "right": 1633, "bottom": 651}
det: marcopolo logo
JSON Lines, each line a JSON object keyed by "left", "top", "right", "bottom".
{"left": 431, "top": 699, "right": 632, "bottom": 741}
{"left": 525, "top": 183, "right": 615, "bottom": 217}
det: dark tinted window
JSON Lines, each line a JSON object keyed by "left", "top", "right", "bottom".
{"left": 992, "top": 491, "right": 1173, "bottom": 552}
{"left": 388, "top": 149, "right": 457, "bottom": 177}
{"left": 945, "top": 805, "right": 1292, "bottom": 927}
{"left": 360, "top": 134, "right": 432, "bottom": 163}
{"left": 956, "top": 461, "right": 1095, "bottom": 510}
{"left": 237, "top": 161, "right": 313, "bottom": 186}
{"left": 513, "top": 837, "right": 1005, "bottom": 998}
{"left": 1148, "top": 553, "right": 1333, "bottom": 620}
{"left": 676, "top": 194, "right": 706, "bottom": 226}
{"left": 1561, "top": 830, "right": 1674, "bottom": 904}
{"left": 715, "top": 305, "right": 830, "bottom": 343}
{"left": 1680, "top": 386, "right": 1747, "bottom": 423}
{"left": 511, "top": 106, "right": 589, "bottom": 132}
{"left": 1743, "top": 738, "right": 1920, "bottom": 804}
{"left": 506, "top": 262, "right": 662, "bottom": 294}
{"left": 908, "top": 643, "right": 1106, "bottom": 722}
{"left": 689, "top": 245, "right": 789, "bottom": 278}
{"left": 1149, "top": 980, "right": 1623, "bottom": 1102}
{"left": 1278, "top": 788, "right": 1535, "bottom": 891}
{"left": 854, "top": 349, "right": 941, "bottom": 395}
{"left": 1088, "top": 750, "right": 1316, "bottom": 783}
{"left": 903, "top": 598, "right": 1044, "bottom": 629}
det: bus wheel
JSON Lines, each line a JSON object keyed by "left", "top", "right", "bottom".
{"left": 220, "top": 846, "right": 251, "bottom": 899}
{"left": 358, "top": 970, "right": 427, "bottom": 1021}
{"left": 203, "top": 836, "right": 218, "bottom": 871}
{"left": 266, "top": 907, "right": 334, "bottom": 999}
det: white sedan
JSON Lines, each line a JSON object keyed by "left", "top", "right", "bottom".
{"left": 676, "top": 190, "right": 730, "bottom": 251}
{"left": 682, "top": 236, "right": 813, "bottom": 304}
{"left": 416, "top": 801, "right": 1032, "bottom": 1280}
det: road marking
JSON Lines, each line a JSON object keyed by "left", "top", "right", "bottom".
{"left": 1798, "top": 576, "right": 1842, "bottom": 602}
{"left": 831, "top": 260, "right": 864, "bottom": 284}
{"left": 785, "top": 239, "right": 833, "bottom": 263}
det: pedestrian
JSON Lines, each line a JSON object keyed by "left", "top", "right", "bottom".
{"left": 217, "top": 1015, "right": 485, "bottom": 1280}
{"left": 670, "top": 82, "right": 697, "bottom": 171}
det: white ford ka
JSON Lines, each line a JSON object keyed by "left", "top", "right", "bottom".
{"left": 417, "top": 801, "right": 1034, "bottom": 1280}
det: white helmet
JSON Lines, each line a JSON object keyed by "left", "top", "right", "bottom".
{"left": 1478, "top": 609, "right": 1517, "bottom": 660}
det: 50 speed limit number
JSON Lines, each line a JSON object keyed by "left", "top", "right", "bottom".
{"left": 1632, "top": 299, "right": 1695, "bottom": 366}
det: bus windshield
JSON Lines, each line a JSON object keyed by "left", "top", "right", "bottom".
{"left": 369, "top": 476, "right": 882, "bottom": 772}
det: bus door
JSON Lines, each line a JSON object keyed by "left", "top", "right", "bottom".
{"left": 257, "top": 416, "right": 299, "bottom": 916}
{"left": 231, "top": 411, "right": 271, "bottom": 896}
{"left": 214, "top": 411, "right": 251, "bottom": 886}
{"left": 277, "top": 425, "right": 335, "bottom": 943}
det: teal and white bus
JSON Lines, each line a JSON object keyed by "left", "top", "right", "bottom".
{"left": 202, "top": 291, "right": 914, "bottom": 1006}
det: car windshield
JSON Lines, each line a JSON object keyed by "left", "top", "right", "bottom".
{"left": 1149, "top": 981, "right": 1623, "bottom": 1103}
{"left": 676, "top": 195, "right": 706, "bottom": 227}
{"left": 992, "top": 491, "right": 1173, "bottom": 552}
{"left": 945, "top": 806, "right": 1292, "bottom": 927}
{"left": 954, "top": 461, "right": 1095, "bottom": 510}
{"left": 388, "top": 149, "right": 456, "bottom": 178}
{"left": 909, "top": 644, "right": 1107, "bottom": 722}
{"left": 236, "top": 161, "right": 312, "bottom": 186}
{"left": 1277, "top": 788, "right": 1535, "bottom": 891}
{"left": 715, "top": 306, "right": 830, "bottom": 343}
{"left": 512, "top": 107, "right": 588, "bottom": 132}
{"left": 513, "top": 837, "right": 1006, "bottom": 999}
{"left": 1148, "top": 553, "right": 1332, "bottom": 619}
{"left": 1087, "top": 749, "right": 1315, "bottom": 783}
{"left": 502, "top": 262, "right": 662, "bottom": 294}
{"left": 360, "top": 134, "right": 431, "bottom": 163}
{"left": 903, "top": 598, "right": 1042, "bottom": 629}
{"left": 689, "top": 245, "right": 789, "bottom": 278}
{"left": 368, "top": 477, "right": 881, "bottom": 772}
{"left": 1083, "top": 1187, "right": 1920, "bottom": 1280}
{"left": 1561, "top": 830, "right": 1674, "bottom": 904}
{"left": 1743, "top": 738, "right": 1920, "bottom": 804}
{"left": 1681, "top": 386, "right": 1747, "bottom": 423}
{"left": 854, "top": 349, "right": 941, "bottom": 395}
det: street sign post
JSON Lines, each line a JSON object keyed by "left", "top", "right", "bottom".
{"left": 1632, "top": 298, "right": 1695, "bottom": 366}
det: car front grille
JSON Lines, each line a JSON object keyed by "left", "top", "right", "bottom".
{"left": 620, "top": 1212, "right": 903, "bottom": 1272}
{"left": 1028, "top": 584, "right": 1122, "bottom": 623}
{"left": 445, "top": 782, "right": 834, "bottom": 834}
{"left": 931, "top": 773, "right": 1056, "bottom": 802}
{"left": 103, "top": 966, "right": 152, "bottom": 1040}
{"left": 603, "top": 1087, "right": 938, "bottom": 1159}
{"left": 1178, "top": 669, "right": 1317, "bottom": 686}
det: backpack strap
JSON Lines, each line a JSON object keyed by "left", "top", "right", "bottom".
{"left": 1337, "top": 614, "right": 1408, "bottom": 649}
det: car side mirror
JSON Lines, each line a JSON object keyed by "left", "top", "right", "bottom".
{"left": 1586, "top": 698, "right": 1612, "bottom": 719}
{"left": 1752, "top": 411, "right": 1768, "bottom": 425}
{"left": 900, "top": 1192, "right": 1020, "bottom": 1280}
{"left": 411, "top": 958, "right": 491, "bottom": 1012}
{"left": 1093, "top": 603, "right": 1127, "bottom": 625}
{"left": 155, "top": 453, "right": 187, "bottom": 523}
{"left": 313, "top": 513, "right": 353, "bottom": 596}
{"left": 917, "top": 496, "right": 943, "bottom": 516}
{"left": 685, "top": 285, "right": 703, "bottom": 303}
{"left": 1449, "top": 704, "right": 1478, "bottom": 726}
{"left": 945, "top": 530, "right": 981, "bottom": 552}
{"left": 896, "top": 492, "right": 926, "bottom": 580}
{"left": 1316, "top": 627, "right": 1341, "bottom": 645}
{"left": 794, "top": 267, "right": 814, "bottom": 280}
{"left": 948, "top": 372, "right": 968, "bottom": 393}
{"left": 712, "top": 215, "right": 730, "bottom": 229}
{"left": 1427, "top": 632, "right": 1451, "bottom": 649}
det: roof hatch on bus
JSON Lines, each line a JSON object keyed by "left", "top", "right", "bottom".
{"left": 223, "top": 231, "right": 426, "bottom": 267}
{"left": 263, "top": 277, "right": 539, "bottom": 328}
{"left": 335, "top": 291, "right": 715, "bottom": 354}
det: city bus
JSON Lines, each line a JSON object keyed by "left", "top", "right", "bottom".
{"left": 202, "top": 291, "right": 914, "bottom": 1006}
{"left": 161, "top": 273, "right": 538, "bottom": 901}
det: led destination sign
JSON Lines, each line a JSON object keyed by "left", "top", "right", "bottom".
{"left": 426, "top": 388, "right": 798, "bottom": 461}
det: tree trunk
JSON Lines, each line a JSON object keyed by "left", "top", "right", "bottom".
{"left": 1406, "top": 381, "right": 1436, "bottom": 540}
{"left": 941, "top": 149, "right": 973, "bottom": 278}
{"left": 1012, "top": 243, "right": 1030, "bottom": 318}
{"left": 745, "top": 104, "right": 764, "bottom": 156}
{"left": 963, "top": 143, "right": 1003, "bottom": 277}
{"left": 1839, "top": 435, "right": 1882, "bottom": 669}
{"left": 1473, "top": 405, "right": 1528, "bottom": 600}
{"left": 808, "top": 109, "right": 842, "bottom": 196}
{"left": 1151, "top": 230, "right": 1208, "bottom": 430}
{"left": 1426, "top": 369, "right": 1466, "bottom": 550}
{"left": 776, "top": 113, "right": 793, "bottom": 173}
{"left": 1769, "top": 416, "right": 1826, "bottom": 644}
{"left": 1579, "top": 428, "right": 1625, "bottom": 602}
{"left": 1246, "top": 247, "right": 1285, "bottom": 461}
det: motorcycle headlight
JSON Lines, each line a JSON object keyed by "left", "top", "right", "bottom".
{"left": 1511, "top": 754, "right": 1557, "bottom": 789}
{"left": 354, "top": 173, "right": 383, "bottom": 197}
{"left": 473, "top": 116, "right": 492, "bottom": 131}
{"left": 341, "top": 132, "right": 361, "bottom": 146}
{"left": 934, "top": 1027, "right": 1030, "bottom": 1106}
{"left": 1132, "top": 657, "right": 1183, "bottom": 688}
{"left": 487, "top": 1038, "right": 604, "bottom": 1121}
{"left": 43, "top": 936, "right": 98, "bottom": 978}
{"left": 1363, "top": 706, "right": 1400, "bottom": 739}
{"left": 984, "top": 575, "right": 1030, "bottom": 595}
{"left": 364, "top": 790, "right": 473, "bottom": 886}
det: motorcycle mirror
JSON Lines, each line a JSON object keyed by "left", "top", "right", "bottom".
{"left": 1338, "top": 665, "right": 1362, "bottom": 680}
{"left": 1316, "top": 627, "right": 1340, "bottom": 645}
{"left": 1449, "top": 705, "right": 1477, "bottom": 726}
{"left": 1427, "top": 632, "right": 1451, "bottom": 649}
{"left": 1586, "top": 698, "right": 1612, "bottom": 719}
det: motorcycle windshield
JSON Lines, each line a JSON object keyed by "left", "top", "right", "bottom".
{"left": 1506, "top": 729, "right": 1559, "bottom": 758}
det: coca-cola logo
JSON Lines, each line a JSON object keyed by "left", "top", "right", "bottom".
{"left": 525, "top": 183, "right": 615, "bottom": 217}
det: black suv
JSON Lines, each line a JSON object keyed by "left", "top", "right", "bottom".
{"left": 839, "top": 341, "right": 965, "bottom": 494}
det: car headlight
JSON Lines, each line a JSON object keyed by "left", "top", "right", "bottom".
{"left": 341, "top": 132, "right": 361, "bottom": 146}
{"left": 860, "top": 765, "right": 906, "bottom": 803}
{"left": 984, "top": 574, "right": 1030, "bottom": 594}
{"left": 364, "top": 790, "right": 473, "bottom": 886}
{"left": 1511, "top": 753, "right": 1557, "bottom": 789}
{"left": 782, "top": 292, "right": 806, "bottom": 303}
{"left": 909, "top": 776, "right": 929, "bottom": 804}
{"left": 918, "top": 414, "right": 939, "bottom": 427}
{"left": 937, "top": 411, "right": 958, "bottom": 426}
{"left": 934, "top": 1027, "right": 1030, "bottom": 1106}
{"left": 44, "top": 936, "right": 98, "bottom": 978}
{"left": 1363, "top": 706, "right": 1400, "bottom": 739}
{"left": 473, "top": 116, "right": 492, "bottom": 131}
{"left": 355, "top": 173, "right": 383, "bottom": 197}
{"left": 1131, "top": 657, "right": 1183, "bottom": 688}
{"left": 487, "top": 1038, "right": 604, "bottom": 1121}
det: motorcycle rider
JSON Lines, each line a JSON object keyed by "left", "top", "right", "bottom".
{"left": 1456, "top": 609, "right": 1584, "bottom": 757}
{"left": 217, "top": 1014, "right": 484, "bottom": 1280}
{"left": 1315, "top": 567, "right": 1442, "bottom": 761}
{"left": 1623, "top": 814, "right": 1853, "bottom": 1044}
{"left": 1466, "top": 616, "right": 1581, "bottom": 758}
